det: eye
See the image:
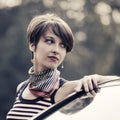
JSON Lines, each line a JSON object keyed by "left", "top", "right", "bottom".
{"left": 45, "top": 39, "right": 54, "bottom": 44}
{"left": 60, "top": 43, "right": 66, "bottom": 49}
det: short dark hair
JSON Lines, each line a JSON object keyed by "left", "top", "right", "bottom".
{"left": 27, "top": 13, "right": 74, "bottom": 52}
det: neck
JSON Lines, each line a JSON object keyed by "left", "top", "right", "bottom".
{"left": 34, "top": 65, "right": 47, "bottom": 73}
{"left": 32, "top": 60, "right": 48, "bottom": 73}
{"left": 32, "top": 54, "right": 47, "bottom": 73}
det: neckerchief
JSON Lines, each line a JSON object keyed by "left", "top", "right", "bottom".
{"left": 28, "top": 67, "right": 60, "bottom": 98}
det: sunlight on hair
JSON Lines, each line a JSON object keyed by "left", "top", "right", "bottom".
{"left": 0, "top": 0, "right": 22, "bottom": 9}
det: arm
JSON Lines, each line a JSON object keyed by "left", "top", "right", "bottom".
{"left": 55, "top": 74, "right": 120, "bottom": 102}
{"left": 55, "top": 74, "right": 120, "bottom": 113}
{"left": 54, "top": 74, "right": 120, "bottom": 114}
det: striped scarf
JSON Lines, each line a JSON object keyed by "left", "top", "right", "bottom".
{"left": 28, "top": 67, "right": 60, "bottom": 98}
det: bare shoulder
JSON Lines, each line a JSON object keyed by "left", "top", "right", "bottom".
{"left": 16, "top": 80, "right": 29, "bottom": 92}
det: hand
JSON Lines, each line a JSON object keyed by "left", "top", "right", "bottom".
{"left": 75, "top": 74, "right": 101, "bottom": 96}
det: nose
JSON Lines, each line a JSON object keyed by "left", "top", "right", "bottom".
{"left": 52, "top": 45, "right": 59, "bottom": 55}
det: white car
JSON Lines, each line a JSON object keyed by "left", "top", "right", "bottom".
{"left": 32, "top": 79, "right": 120, "bottom": 120}
{"left": 47, "top": 86, "right": 120, "bottom": 120}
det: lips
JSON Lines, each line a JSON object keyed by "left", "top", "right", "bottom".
{"left": 48, "top": 56, "right": 59, "bottom": 62}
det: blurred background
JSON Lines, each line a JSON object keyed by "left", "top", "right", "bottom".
{"left": 0, "top": 0, "right": 120, "bottom": 119}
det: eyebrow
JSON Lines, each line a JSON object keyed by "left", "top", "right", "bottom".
{"left": 43, "top": 35, "right": 55, "bottom": 40}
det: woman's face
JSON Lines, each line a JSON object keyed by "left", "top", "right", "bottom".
{"left": 29, "top": 30, "right": 67, "bottom": 72}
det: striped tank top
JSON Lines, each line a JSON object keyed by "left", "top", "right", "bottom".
{"left": 6, "top": 79, "right": 66, "bottom": 120}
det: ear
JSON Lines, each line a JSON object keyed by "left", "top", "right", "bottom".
{"left": 29, "top": 43, "right": 35, "bottom": 52}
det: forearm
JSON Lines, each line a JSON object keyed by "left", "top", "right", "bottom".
{"left": 55, "top": 81, "right": 79, "bottom": 102}
{"left": 55, "top": 74, "right": 120, "bottom": 102}
{"left": 55, "top": 74, "right": 120, "bottom": 114}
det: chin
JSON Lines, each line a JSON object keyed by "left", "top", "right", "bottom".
{"left": 47, "top": 65, "right": 58, "bottom": 70}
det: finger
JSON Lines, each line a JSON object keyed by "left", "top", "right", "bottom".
{"left": 83, "top": 76, "right": 94, "bottom": 92}
{"left": 82, "top": 79, "right": 89, "bottom": 93}
{"left": 91, "top": 74, "right": 101, "bottom": 88}
{"left": 87, "top": 76, "right": 94, "bottom": 90}
{"left": 86, "top": 92, "right": 94, "bottom": 97}
{"left": 92, "top": 78, "right": 98, "bottom": 88}
{"left": 90, "top": 90, "right": 96, "bottom": 96}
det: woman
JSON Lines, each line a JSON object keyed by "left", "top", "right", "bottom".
{"left": 6, "top": 13, "right": 119, "bottom": 120}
